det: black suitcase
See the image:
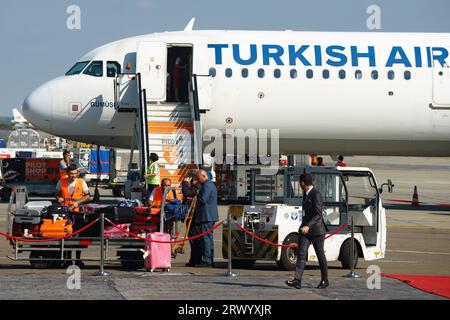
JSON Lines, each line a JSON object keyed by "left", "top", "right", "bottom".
{"left": 95, "top": 206, "right": 136, "bottom": 224}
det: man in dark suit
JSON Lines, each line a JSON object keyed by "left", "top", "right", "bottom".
{"left": 188, "top": 170, "right": 219, "bottom": 267}
{"left": 286, "top": 173, "right": 329, "bottom": 289}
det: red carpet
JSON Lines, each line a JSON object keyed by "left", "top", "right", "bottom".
{"left": 382, "top": 274, "right": 450, "bottom": 299}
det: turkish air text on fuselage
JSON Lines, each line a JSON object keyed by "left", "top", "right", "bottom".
{"left": 207, "top": 44, "right": 448, "bottom": 67}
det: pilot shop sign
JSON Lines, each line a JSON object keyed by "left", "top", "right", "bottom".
{"left": 25, "top": 159, "right": 60, "bottom": 181}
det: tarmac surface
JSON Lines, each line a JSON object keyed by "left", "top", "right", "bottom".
{"left": 0, "top": 156, "right": 449, "bottom": 300}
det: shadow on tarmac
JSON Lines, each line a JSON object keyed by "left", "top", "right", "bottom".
{"left": 384, "top": 204, "right": 450, "bottom": 212}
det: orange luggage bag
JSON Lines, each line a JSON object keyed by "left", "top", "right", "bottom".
{"left": 39, "top": 219, "right": 73, "bottom": 237}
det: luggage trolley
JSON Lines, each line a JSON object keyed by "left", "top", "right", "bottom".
{"left": 5, "top": 187, "right": 190, "bottom": 270}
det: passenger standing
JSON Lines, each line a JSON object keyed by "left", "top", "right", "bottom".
{"left": 191, "top": 170, "right": 218, "bottom": 267}
{"left": 59, "top": 150, "right": 71, "bottom": 179}
{"left": 286, "top": 173, "right": 329, "bottom": 289}
{"left": 317, "top": 157, "right": 325, "bottom": 166}
{"left": 145, "top": 153, "right": 161, "bottom": 204}
{"left": 182, "top": 177, "right": 202, "bottom": 267}
{"left": 336, "top": 155, "right": 347, "bottom": 167}
{"left": 172, "top": 57, "right": 186, "bottom": 102}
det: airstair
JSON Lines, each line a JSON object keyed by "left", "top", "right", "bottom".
{"left": 114, "top": 73, "right": 203, "bottom": 198}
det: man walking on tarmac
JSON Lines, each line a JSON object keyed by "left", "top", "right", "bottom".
{"left": 286, "top": 173, "right": 329, "bottom": 289}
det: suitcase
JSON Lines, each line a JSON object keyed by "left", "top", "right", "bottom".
{"left": 24, "top": 201, "right": 52, "bottom": 212}
{"left": 80, "top": 203, "right": 110, "bottom": 214}
{"left": 130, "top": 223, "right": 159, "bottom": 235}
{"left": 40, "top": 219, "right": 73, "bottom": 237}
{"left": 134, "top": 207, "right": 160, "bottom": 224}
{"left": 104, "top": 224, "right": 131, "bottom": 238}
{"left": 144, "top": 232, "right": 171, "bottom": 272}
{"left": 14, "top": 209, "right": 42, "bottom": 225}
{"left": 12, "top": 221, "right": 40, "bottom": 237}
{"left": 96, "top": 206, "right": 136, "bottom": 224}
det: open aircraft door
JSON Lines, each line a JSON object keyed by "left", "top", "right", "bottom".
{"left": 137, "top": 41, "right": 167, "bottom": 102}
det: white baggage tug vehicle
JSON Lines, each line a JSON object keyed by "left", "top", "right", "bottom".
{"left": 223, "top": 165, "right": 393, "bottom": 270}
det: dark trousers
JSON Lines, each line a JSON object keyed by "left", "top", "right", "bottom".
{"left": 188, "top": 222, "right": 202, "bottom": 264}
{"left": 294, "top": 234, "right": 328, "bottom": 281}
{"left": 189, "top": 221, "right": 215, "bottom": 265}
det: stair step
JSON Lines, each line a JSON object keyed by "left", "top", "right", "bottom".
{"left": 147, "top": 117, "right": 193, "bottom": 123}
{"left": 146, "top": 104, "right": 191, "bottom": 112}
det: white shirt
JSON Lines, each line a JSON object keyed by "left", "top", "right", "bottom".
{"left": 56, "top": 179, "right": 89, "bottom": 195}
{"left": 305, "top": 186, "right": 314, "bottom": 197}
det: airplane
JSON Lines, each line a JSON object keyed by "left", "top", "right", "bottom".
{"left": 11, "top": 107, "right": 33, "bottom": 130}
{"left": 22, "top": 20, "right": 450, "bottom": 157}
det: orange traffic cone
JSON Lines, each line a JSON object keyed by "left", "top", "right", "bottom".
{"left": 412, "top": 186, "right": 419, "bottom": 206}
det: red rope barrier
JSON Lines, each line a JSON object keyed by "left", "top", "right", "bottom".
{"left": 233, "top": 221, "right": 349, "bottom": 248}
{"left": 0, "top": 218, "right": 100, "bottom": 243}
{"left": 105, "top": 218, "right": 224, "bottom": 243}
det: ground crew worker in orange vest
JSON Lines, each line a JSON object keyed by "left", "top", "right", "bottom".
{"left": 56, "top": 164, "right": 91, "bottom": 268}
{"left": 56, "top": 164, "right": 90, "bottom": 212}
{"left": 59, "top": 150, "right": 71, "bottom": 179}
{"left": 148, "top": 178, "right": 177, "bottom": 209}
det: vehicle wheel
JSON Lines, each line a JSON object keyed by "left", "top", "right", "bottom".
{"left": 339, "top": 239, "right": 359, "bottom": 269}
{"left": 112, "top": 186, "right": 124, "bottom": 197}
{"left": 29, "top": 251, "right": 51, "bottom": 269}
{"left": 231, "top": 259, "right": 256, "bottom": 269}
{"left": 279, "top": 233, "right": 299, "bottom": 271}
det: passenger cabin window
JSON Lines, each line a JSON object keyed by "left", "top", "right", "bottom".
{"left": 355, "top": 70, "right": 362, "bottom": 79}
{"left": 225, "top": 68, "right": 233, "bottom": 78}
{"left": 241, "top": 68, "right": 249, "bottom": 78}
{"left": 274, "top": 69, "right": 281, "bottom": 78}
{"left": 339, "top": 70, "right": 346, "bottom": 79}
{"left": 387, "top": 70, "right": 395, "bottom": 80}
{"left": 83, "top": 61, "right": 103, "bottom": 77}
{"left": 371, "top": 70, "right": 378, "bottom": 80}
{"left": 322, "top": 69, "right": 329, "bottom": 79}
{"left": 107, "top": 61, "right": 121, "bottom": 77}
{"left": 290, "top": 69, "right": 297, "bottom": 79}
{"left": 209, "top": 67, "right": 216, "bottom": 77}
{"left": 66, "top": 61, "right": 90, "bottom": 76}
{"left": 258, "top": 69, "right": 265, "bottom": 78}
{"left": 404, "top": 70, "right": 411, "bottom": 80}
{"left": 306, "top": 69, "right": 313, "bottom": 79}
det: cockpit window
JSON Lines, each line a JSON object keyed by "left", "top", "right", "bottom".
{"left": 65, "top": 61, "right": 90, "bottom": 76}
{"left": 83, "top": 61, "right": 103, "bottom": 77}
{"left": 107, "top": 61, "right": 121, "bottom": 77}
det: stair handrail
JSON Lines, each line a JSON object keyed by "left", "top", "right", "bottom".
{"left": 191, "top": 74, "right": 204, "bottom": 167}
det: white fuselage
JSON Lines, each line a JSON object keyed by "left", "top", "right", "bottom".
{"left": 23, "top": 30, "right": 450, "bottom": 156}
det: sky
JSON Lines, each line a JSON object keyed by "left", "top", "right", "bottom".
{"left": 1, "top": 0, "right": 450, "bottom": 116}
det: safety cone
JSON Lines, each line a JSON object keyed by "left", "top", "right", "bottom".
{"left": 412, "top": 186, "right": 419, "bottom": 206}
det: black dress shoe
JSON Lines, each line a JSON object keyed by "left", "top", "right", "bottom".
{"left": 317, "top": 280, "right": 329, "bottom": 289}
{"left": 195, "top": 262, "right": 212, "bottom": 268}
{"left": 285, "top": 279, "right": 302, "bottom": 289}
{"left": 185, "top": 262, "right": 197, "bottom": 267}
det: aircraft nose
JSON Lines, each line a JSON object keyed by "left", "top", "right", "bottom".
{"left": 22, "top": 84, "right": 53, "bottom": 132}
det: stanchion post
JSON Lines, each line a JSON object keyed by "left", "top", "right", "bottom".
{"left": 224, "top": 207, "right": 238, "bottom": 277}
{"left": 344, "top": 215, "right": 361, "bottom": 278}
{"left": 94, "top": 213, "right": 109, "bottom": 276}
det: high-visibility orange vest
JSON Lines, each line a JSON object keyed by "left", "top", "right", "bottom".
{"left": 61, "top": 178, "right": 84, "bottom": 212}
{"left": 60, "top": 160, "right": 68, "bottom": 179}
{"left": 151, "top": 187, "right": 176, "bottom": 208}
